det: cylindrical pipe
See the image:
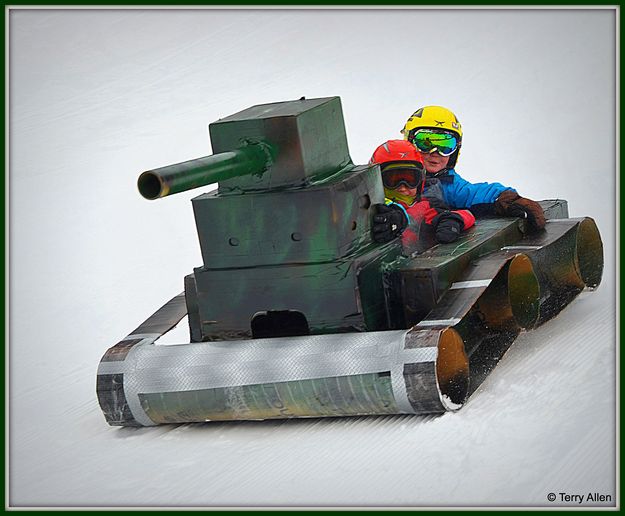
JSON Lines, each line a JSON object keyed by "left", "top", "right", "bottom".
{"left": 96, "top": 327, "right": 469, "bottom": 426}
{"left": 137, "top": 143, "right": 272, "bottom": 200}
{"left": 575, "top": 217, "right": 603, "bottom": 289}
{"left": 475, "top": 253, "right": 540, "bottom": 331}
{"left": 521, "top": 218, "right": 603, "bottom": 324}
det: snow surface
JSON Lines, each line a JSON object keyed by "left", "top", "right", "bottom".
{"left": 8, "top": 7, "right": 618, "bottom": 509}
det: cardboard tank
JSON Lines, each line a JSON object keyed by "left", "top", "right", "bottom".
{"left": 97, "top": 97, "right": 604, "bottom": 427}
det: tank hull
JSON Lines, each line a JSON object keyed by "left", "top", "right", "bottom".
{"left": 96, "top": 202, "right": 603, "bottom": 426}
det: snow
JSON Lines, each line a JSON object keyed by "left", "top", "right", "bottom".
{"left": 8, "top": 7, "right": 618, "bottom": 509}
{"left": 440, "top": 393, "right": 463, "bottom": 412}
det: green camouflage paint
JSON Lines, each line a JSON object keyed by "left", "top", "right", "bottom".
{"left": 158, "top": 97, "right": 405, "bottom": 341}
{"left": 138, "top": 372, "right": 398, "bottom": 423}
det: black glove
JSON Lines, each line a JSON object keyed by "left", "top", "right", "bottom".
{"left": 371, "top": 203, "right": 408, "bottom": 243}
{"left": 494, "top": 190, "right": 546, "bottom": 230}
{"left": 432, "top": 212, "right": 464, "bottom": 244}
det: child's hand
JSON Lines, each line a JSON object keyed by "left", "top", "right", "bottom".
{"left": 433, "top": 212, "right": 464, "bottom": 243}
{"left": 372, "top": 203, "right": 408, "bottom": 243}
{"left": 494, "top": 190, "right": 546, "bottom": 230}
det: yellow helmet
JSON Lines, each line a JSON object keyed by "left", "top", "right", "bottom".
{"left": 402, "top": 106, "right": 463, "bottom": 168}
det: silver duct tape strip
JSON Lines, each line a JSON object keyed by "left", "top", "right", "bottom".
{"left": 501, "top": 245, "right": 542, "bottom": 250}
{"left": 99, "top": 330, "right": 440, "bottom": 424}
{"left": 100, "top": 330, "right": 410, "bottom": 380}
{"left": 450, "top": 279, "right": 492, "bottom": 289}
{"left": 391, "top": 345, "right": 438, "bottom": 414}
{"left": 416, "top": 318, "right": 462, "bottom": 328}
{"left": 124, "top": 333, "right": 161, "bottom": 342}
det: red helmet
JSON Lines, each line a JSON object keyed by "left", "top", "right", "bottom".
{"left": 370, "top": 140, "right": 424, "bottom": 166}
{"left": 370, "top": 140, "right": 425, "bottom": 193}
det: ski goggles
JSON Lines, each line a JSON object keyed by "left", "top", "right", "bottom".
{"left": 410, "top": 129, "right": 459, "bottom": 157}
{"left": 381, "top": 163, "right": 425, "bottom": 189}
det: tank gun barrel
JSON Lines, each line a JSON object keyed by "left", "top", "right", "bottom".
{"left": 137, "top": 142, "right": 273, "bottom": 200}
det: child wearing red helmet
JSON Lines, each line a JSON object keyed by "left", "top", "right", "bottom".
{"left": 370, "top": 140, "right": 475, "bottom": 248}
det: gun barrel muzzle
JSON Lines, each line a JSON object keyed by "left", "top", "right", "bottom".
{"left": 137, "top": 143, "right": 272, "bottom": 199}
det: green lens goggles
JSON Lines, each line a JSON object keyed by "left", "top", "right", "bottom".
{"left": 410, "top": 130, "right": 459, "bottom": 157}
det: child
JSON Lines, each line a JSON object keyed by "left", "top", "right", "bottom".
{"left": 402, "top": 105, "right": 545, "bottom": 230}
{"left": 370, "top": 140, "right": 475, "bottom": 248}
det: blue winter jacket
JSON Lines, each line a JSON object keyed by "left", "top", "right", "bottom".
{"left": 423, "top": 168, "right": 515, "bottom": 215}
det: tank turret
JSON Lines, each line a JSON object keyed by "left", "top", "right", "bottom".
{"left": 140, "top": 97, "right": 402, "bottom": 341}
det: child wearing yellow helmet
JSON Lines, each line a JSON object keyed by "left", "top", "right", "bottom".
{"left": 402, "top": 106, "right": 545, "bottom": 230}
